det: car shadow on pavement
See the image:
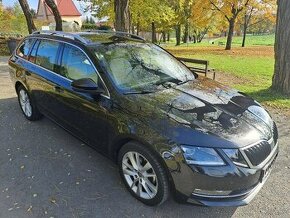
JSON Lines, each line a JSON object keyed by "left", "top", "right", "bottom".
{"left": 0, "top": 97, "right": 237, "bottom": 218}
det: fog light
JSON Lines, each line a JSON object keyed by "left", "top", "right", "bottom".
{"left": 193, "top": 189, "right": 233, "bottom": 197}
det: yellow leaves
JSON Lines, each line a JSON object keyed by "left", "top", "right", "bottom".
{"left": 0, "top": 3, "right": 28, "bottom": 34}
{"left": 130, "top": 0, "right": 176, "bottom": 30}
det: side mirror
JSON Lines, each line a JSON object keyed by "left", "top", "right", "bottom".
{"left": 71, "top": 78, "right": 104, "bottom": 95}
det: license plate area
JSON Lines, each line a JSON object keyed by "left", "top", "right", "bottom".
{"left": 260, "top": 156, "right": 276, "bottom": 182}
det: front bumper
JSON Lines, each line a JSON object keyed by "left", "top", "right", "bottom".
{"left": 165, "top": 144, "right": 278, "bottom": 207}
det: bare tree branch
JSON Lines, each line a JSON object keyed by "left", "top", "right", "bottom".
{"left": 18, "top": 0, "right": 37, "bottom": 34}
{"left": 45, "top": 0, "right": 62, "bottom": 31}
{"left": 209, "top": 0, "right": 230, "bottom": 21}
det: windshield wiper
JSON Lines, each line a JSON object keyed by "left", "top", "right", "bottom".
{"left": 155, "top": 78, "right": 181, "bottom": 86}
{"left": 177, "top": 79, "right": 194, "bottom": 86}
{"left": 123, "top": 90, "right": 155, "bottom": 95}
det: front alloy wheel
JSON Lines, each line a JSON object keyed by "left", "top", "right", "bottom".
{"left": 118, "top": 142, "right": 169, "bottom": 206}
{"left": 122, "top": 152, "right": 158, "bottom": 199}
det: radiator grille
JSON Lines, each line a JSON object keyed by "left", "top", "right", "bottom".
{"left": 243, "top": 141, "right": 272, "bottom": 166}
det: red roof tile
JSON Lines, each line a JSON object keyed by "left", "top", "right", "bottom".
{"left": 44, "top": 0, "right": 81, "bottom": 17}
{"left": 56, "top": 0, "right": 81, "bottom": 16}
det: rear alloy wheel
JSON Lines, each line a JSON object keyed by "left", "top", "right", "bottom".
{"left": 118, "top": 142, "right": 169, "bottom": 206}
{"left": 17, "top": 85, "right": 42, "bottom": 121}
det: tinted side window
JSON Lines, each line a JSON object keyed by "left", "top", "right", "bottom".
{"left": 28, "top": 40, "right": 40, "bottom": 63}
{"left": 60, "top": 44, "right": 98, "bottom": 83}
{"left": 35, "top": 40, "right": 60, "bottom": 71}
{"left": 16, "top": 38, "right": 35, "bottom": 59}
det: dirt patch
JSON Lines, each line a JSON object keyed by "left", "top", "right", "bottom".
{"left": 214, "top": 71, "right": 250, "bottom": 86}
{"left": 167, "top": 46, "right": 274, "bottom": 58}
{"left": 214, "top": 70, "right": 290, "bottom": 116}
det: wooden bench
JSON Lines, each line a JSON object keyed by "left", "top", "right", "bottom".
{"left": 177, "top": 57, "right": 216, "bottom": 80}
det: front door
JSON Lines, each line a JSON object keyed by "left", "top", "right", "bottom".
{"left": 53, "top": 43, "right": 112, "bottom": 151}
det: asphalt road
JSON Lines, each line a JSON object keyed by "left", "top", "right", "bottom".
{"left": 0, "top": 56, "right": 290, "bottom": 218}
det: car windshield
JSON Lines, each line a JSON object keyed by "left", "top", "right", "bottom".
{"left": 92, "top": 42, "right": 195, "bottom": 94}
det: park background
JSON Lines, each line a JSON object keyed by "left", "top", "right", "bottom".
{"left": 0, "top": 0, "right": 289, "bottom": 112}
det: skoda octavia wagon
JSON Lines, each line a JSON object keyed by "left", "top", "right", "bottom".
{"left": 8, "top": 31, "right": 278, "bottom": 206}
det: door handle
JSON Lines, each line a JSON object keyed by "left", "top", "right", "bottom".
{"left": 54, "top": 86, "right": 64, "bottom": 93}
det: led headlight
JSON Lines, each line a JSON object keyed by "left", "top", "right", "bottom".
{"left": 222, "top": 149, "right": 248, "bottom": 167}
{"left": 180, "top": 146, "right": 226, "bottom": 166}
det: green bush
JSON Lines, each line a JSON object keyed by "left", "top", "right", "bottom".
{"left": 81, "top": 23, "right": 98, "bottom": 30}
{"left": 97, "top": 25, "right": 112, "bottom": 31}
{"left": 81, "top": 23, "right": 112, "bottom": 31}
{"left": 0, "top": 38, "right": 10, "bottom": 56}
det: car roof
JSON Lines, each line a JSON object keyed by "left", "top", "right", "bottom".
{"left": 29, "top": 30, "right": 146, "bottom": 46}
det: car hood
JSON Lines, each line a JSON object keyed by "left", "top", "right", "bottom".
{"left": 123, "top": 78, "right": 274, "bottom": 148}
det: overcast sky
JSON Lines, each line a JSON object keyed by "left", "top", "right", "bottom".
{"left": 2, "top": 0, "right": 39, "bottom": 9}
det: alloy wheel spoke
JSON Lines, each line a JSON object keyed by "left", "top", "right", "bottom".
{"left": 135, "top": 153, "right": 142, "bottom": 169}
{"left": 130, "top": 178, "right": 138, "bottom": 189}
{"left": 143, "top": 177, "right": 157, "bottom": 194}
{"left": 141, "top": 162, "right": 151, "bottom": 172}
{"left": 25, "top": 103, "right": 32, "bottom": 116}
{"left": 123, "top": 168, "right": 137, "bottom": 176}
{"left": 122, "top": 160, "right": 135, "bottom": 171}
{"left": 136, "top": 180, "right": 142, "bottom": 196}
{"left": 20, "top": 91, "right": 26, "bottom": 101}
{"left": 143, "top": 172, "right": 156, "bottom": 178}
{"left": 141, "top": 180, "right": 153, "bottom": 198}
{"left": 128, "top": 152, "right": 139, "bottom": 170}
{"left": 22, "top": 103, "right": 27, "bottom": 113}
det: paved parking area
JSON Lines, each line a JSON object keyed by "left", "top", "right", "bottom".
{"left": 0, "top": 56, "right": 290, "bottom": 217}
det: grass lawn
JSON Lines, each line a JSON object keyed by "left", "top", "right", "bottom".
{"left": 164, "top": 36, "right": 290, "bottom": 109}
{"left": 161, "top": 34, "right": 275, "bottom": 47}
{"left": 216, "top": 34, "right": 275, "bottom": 46}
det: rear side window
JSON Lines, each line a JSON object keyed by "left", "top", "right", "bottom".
{"left": 60, "top": 44, "right": 98, "bottom": 83}
{"left": 28, "top": 40, "right": 40, "bottom": 63}
{"left": 16, "top": 38, "right": 35, "bottom": 60}
{"left": 35, "top": 40, "right": 60, "bottom": 71}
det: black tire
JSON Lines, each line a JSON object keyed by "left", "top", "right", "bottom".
{"left": 118, "top": 141, "right": 170, "bottom": 206}
{"left": 17, "top": 85, "right": 42, "bottom": 121}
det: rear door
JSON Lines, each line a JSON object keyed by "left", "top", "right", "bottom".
{"left": 26, "top": 39, "right": 63, "bottom": 120}
{"left": 9, "top": 38, "right": 36, "bottom": 89}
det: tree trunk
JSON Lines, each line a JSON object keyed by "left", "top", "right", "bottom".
{"left": 226, "top": 18, "right": 235, "bottom": 50}
{"left": 18, "top": 0, "right": 37, "bottom": 34}
{"left": 136, "top": 21, "right": 140, "bottom": 35}
{"left": 242, "top": 15, "right": 248, "bottom": 47}
{"left": 45, "top": 0, "right": 62, "bottom": 31}
{"left": 128, "top": 12, "right": 132, "bottom": 33}
{"left": 151, "top": 22, "right": 157, "bottom": 43}
{"left": 114, "top": 0, "right": 130, "bottom": 32}
{"left": 272, "top": 0, "right": 290, "bottom": 94}
{"left": 167, "top": 31, "right": 170, "bottom": 41}
{"left": 162, "top": 31, "right": 166, "bottom": 42}
{"left": 175, "top": 25, "right": 181, "bottom": 46}
{"left": 183, "top": 20, "right": 189, "bottom": 43}
{"left": 193, "top": 35, "right": 196, "bottom": 43}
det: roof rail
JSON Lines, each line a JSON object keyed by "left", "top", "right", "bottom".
{"left": 32, "top": 31, "right": 88, "bottom": 44}
{"left": 85, "top": 30, "right": 145, "bottom": 41}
